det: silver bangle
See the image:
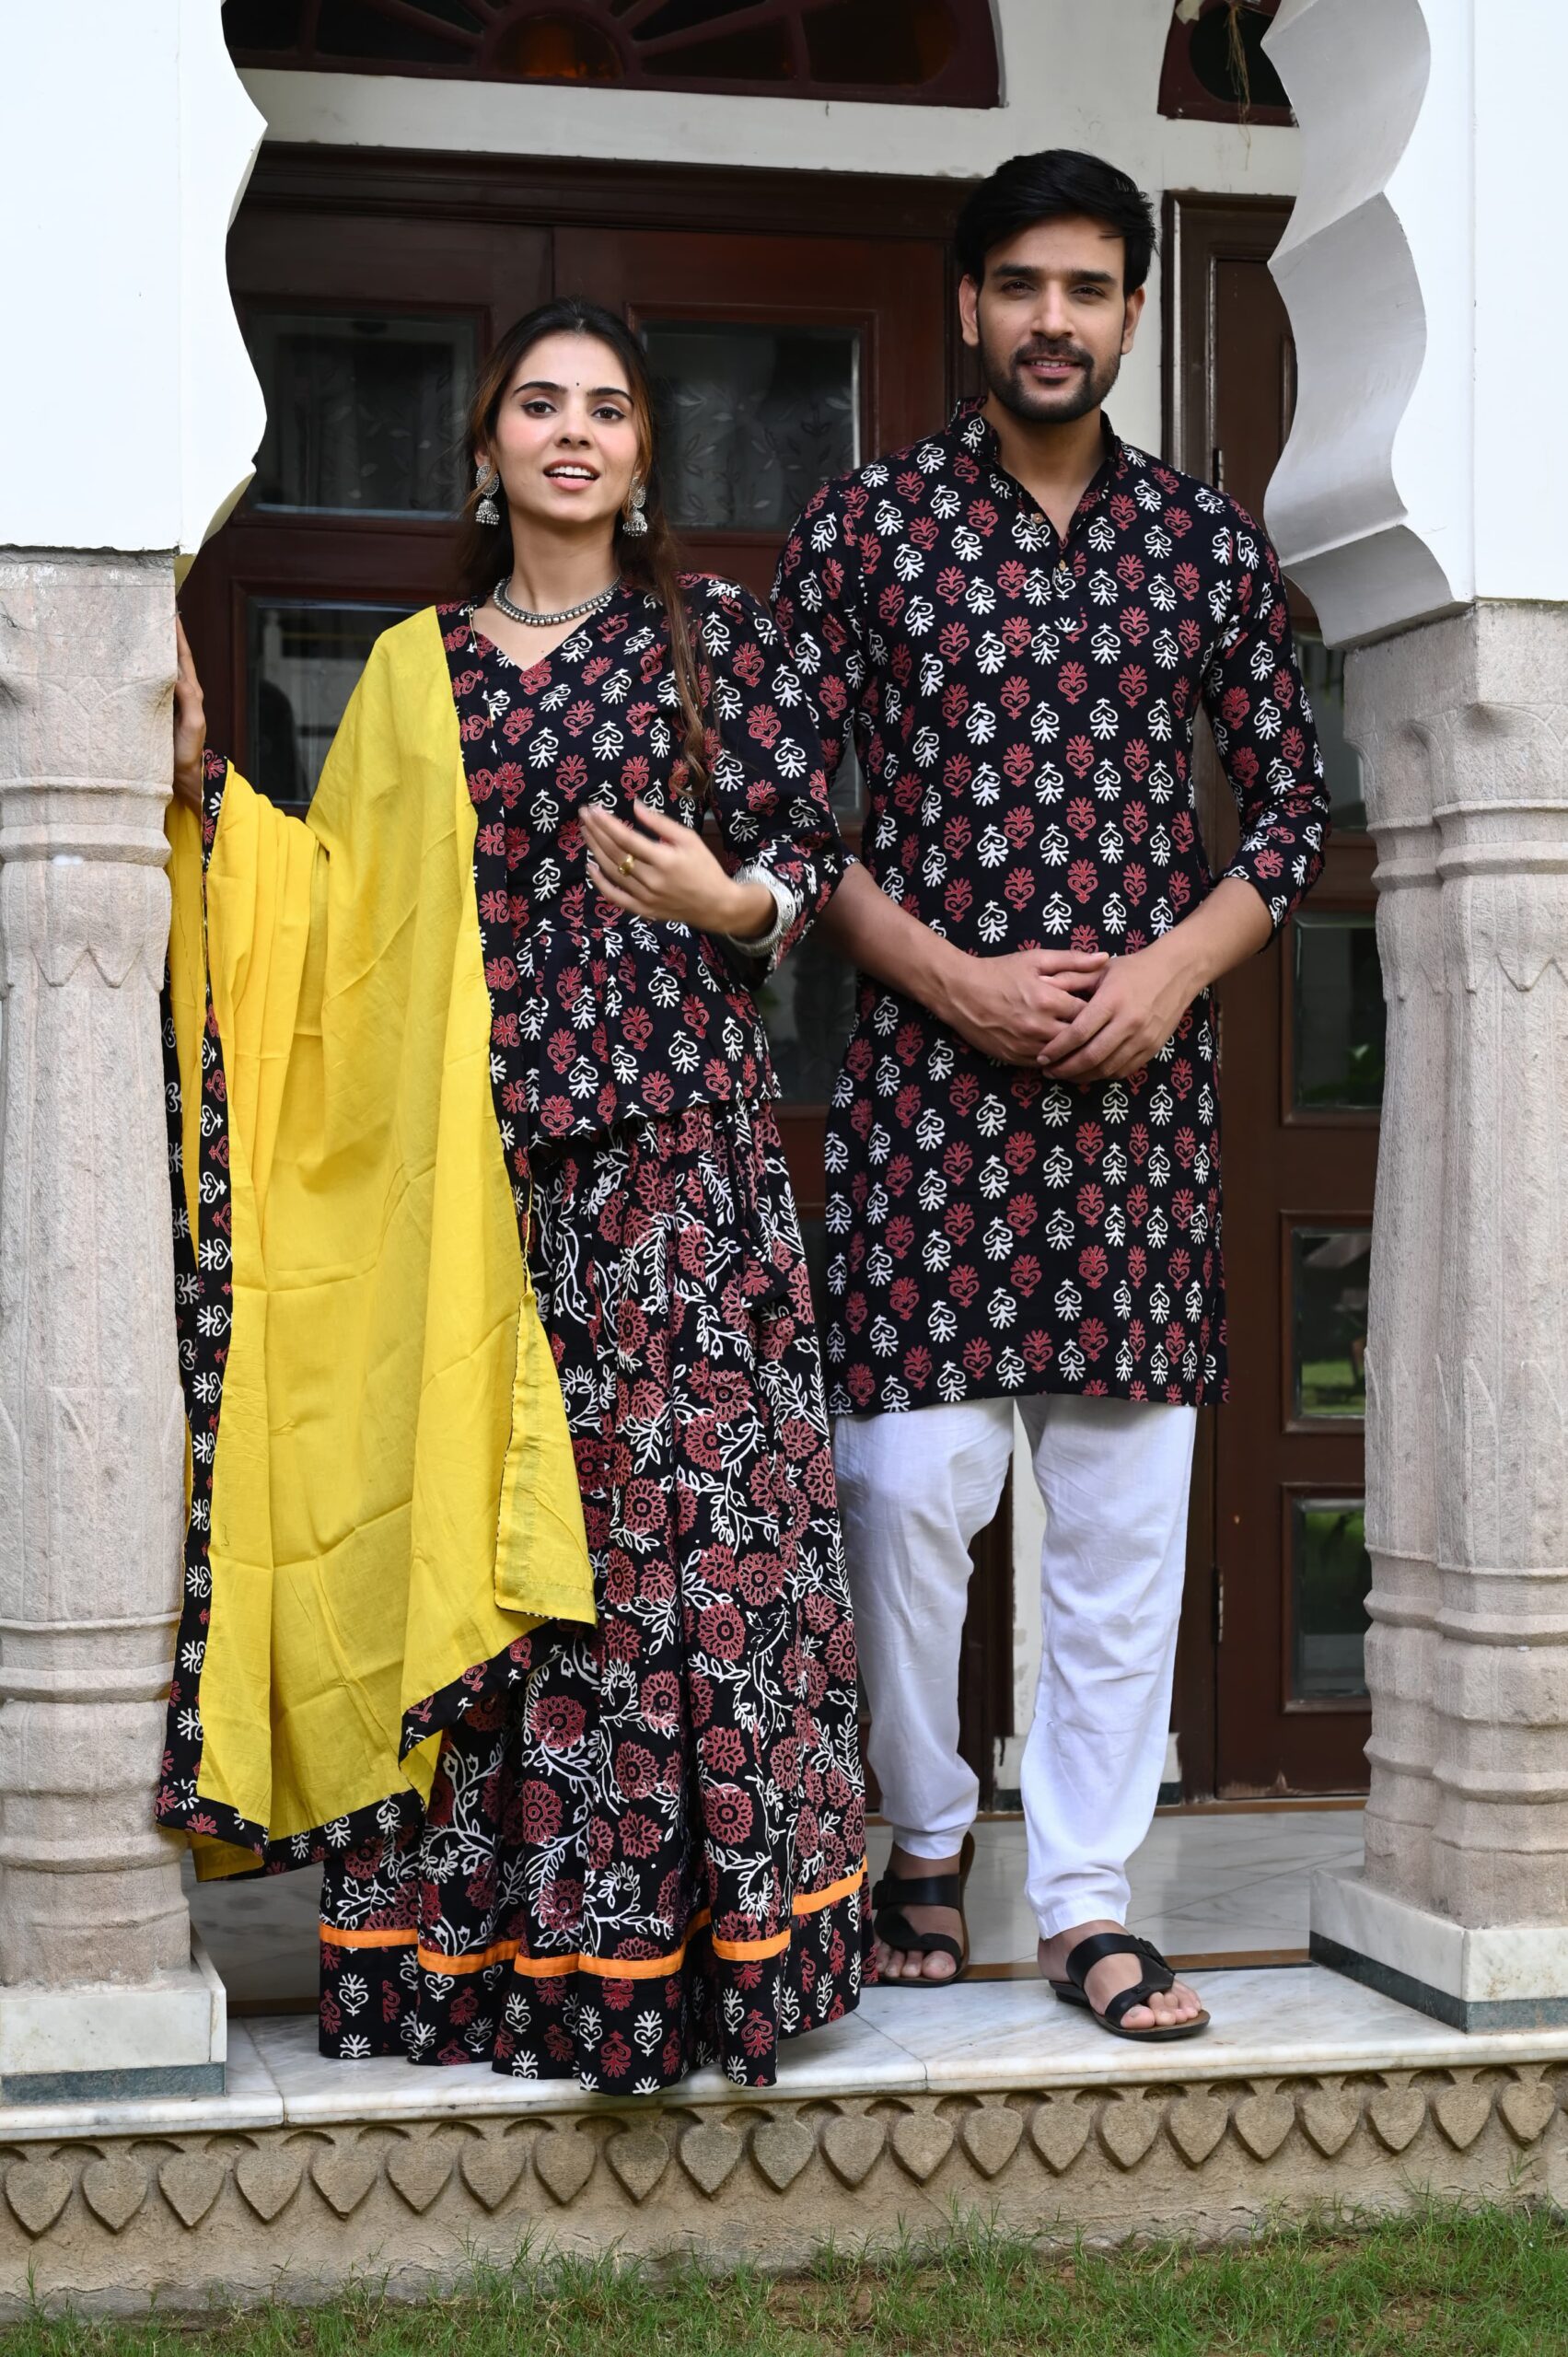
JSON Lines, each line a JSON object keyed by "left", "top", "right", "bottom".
{"left": 723, "top": 862, "right": 796, "bottom": 958}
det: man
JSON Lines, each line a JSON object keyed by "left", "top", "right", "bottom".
{"left": 773, "top": 149, "right": 1328, "bottom": 2036}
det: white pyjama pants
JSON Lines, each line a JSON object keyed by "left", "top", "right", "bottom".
{"left": 833, "top": 1394, "right": 1197, "bottom": 1940}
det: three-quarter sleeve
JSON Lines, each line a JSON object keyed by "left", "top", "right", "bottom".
{"left": 691, "top": 579, "right": 848, "bottom": 970}
{"left": 771, "top": 480, "right": 871, "bottom": 780}
{"left": 1202, "top": 503, "right": 1330, "bottom": 932}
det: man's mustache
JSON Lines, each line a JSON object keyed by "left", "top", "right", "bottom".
{"left": 1013, "top": 343, "right": 1094, "bottom": 371}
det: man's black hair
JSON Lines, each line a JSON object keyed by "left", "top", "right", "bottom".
{"left": 955, "top": 149, "right": 1157, "bottom": 295}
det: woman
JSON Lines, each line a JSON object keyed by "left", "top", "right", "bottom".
{"left": 163, "top": 298, "right": 868, "bottom": 2093}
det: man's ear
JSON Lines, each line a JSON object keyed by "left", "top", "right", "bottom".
{"left": 958, "top": 272, "right": 982, "bottom": 351}
{"left": 1121, "top": 284, "right": 1147, "bottom": 357}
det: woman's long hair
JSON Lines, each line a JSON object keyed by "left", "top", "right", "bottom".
{"left": 453, "top": 298, "right": 706, "bottom": 784}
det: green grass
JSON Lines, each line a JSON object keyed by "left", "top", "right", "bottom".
{"left": 6, "top": 2206, "right": 1568, "bottom": 2357}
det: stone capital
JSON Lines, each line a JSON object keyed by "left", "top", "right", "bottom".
{"left": 0, "top": 556, "right": 177, "bottom": 869}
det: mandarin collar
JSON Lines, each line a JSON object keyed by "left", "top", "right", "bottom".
{"left": 949, "top": 396, "right": 1127, "bottom": 484}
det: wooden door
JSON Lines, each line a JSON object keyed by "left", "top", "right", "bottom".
{"left": 1166, "top": 194, "right": 1383, "bottom": 1794}
{"left": 181, "top": 209, "right": 548, "bottom": 791}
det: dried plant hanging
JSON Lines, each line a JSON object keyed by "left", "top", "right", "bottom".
{"left": 1159, "top": 0, "right": 1289, "bottom": 129}
{"left": 1227, "top": 0, "right": 1256, "bottom": 122}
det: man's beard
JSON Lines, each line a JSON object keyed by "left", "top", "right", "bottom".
{"left": 981, "top": 333, "right": 1122, "bottom": 426}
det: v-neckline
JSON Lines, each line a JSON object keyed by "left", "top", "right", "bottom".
{"left": 466, "top": 610, "right": 597, "bottom": 690}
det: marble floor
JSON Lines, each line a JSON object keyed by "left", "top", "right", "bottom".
{"left": 186, "top": 1803, "right": 1365, "bottom": 2010}
{"left": 10, "top": 1956, "right": 1567, "bottom": 2147}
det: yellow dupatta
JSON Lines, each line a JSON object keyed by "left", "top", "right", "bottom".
{"left": 164, "top": 608, "right": 593, "bottom": 1876}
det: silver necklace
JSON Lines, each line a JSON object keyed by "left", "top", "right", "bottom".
{"left": 491, "top": 574, "right": 619, "bottom": 629}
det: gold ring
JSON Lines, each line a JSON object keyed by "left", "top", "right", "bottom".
{"left": 618, "top": 853, "right": 636, "bottom": 878}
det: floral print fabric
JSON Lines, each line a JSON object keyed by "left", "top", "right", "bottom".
{"left": 444, "top": 574, "right": 844, "bottom": 1150}
{"left": 313, "top": 595, "right": 867, "bottom": 2092}
{"left": 319, "top": 1096, "right": 869, "bottom": 2091}
{"left": 156, "top": 748, "right": 252, "bottom": 1852}
{"left": 772, "top": 401, "right": 1330, "bottom": 1414}
{"left": 157, "top": 581, "right": 866, "bottom": 2097}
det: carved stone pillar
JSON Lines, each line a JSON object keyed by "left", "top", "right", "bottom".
{"left": 1345, "top": 633, "right": 1446, "bottom": 1911}
{"left": 0, "top": 554, "right": 223, "bottom": 2097}
{"left": 1310, "top": 606, "right": 1568, "bottom": 2027}
{"left": 1267, "top": 0, "right": 1568, "bottom": 2027}
{"left": 1428, "top": 608, "right": 1568, "bottom": 1930}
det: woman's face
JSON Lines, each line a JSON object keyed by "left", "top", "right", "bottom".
{"left": 482, "top": 331, "right": 642, "bottom": 540}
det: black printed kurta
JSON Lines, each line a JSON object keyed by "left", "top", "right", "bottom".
{"left": 772, "top": 402, "right": 1330, "bottom": 1414}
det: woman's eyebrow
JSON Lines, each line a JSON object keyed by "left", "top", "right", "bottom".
{"left": 515, "top": 378, "right": 633, "bottom": 400}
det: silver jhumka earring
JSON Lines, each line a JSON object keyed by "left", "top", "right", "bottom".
{"left": 623, "top": 480, "right": 649, "bottom": 538}
{"left": 474, "top": 461, "right": 502, "bottom": 528}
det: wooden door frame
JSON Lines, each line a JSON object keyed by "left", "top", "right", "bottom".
{"left": 242, "top": 141, "right": 972, "bottom": 258}
{"left": 1161, "top": 188, "right": 1297, "bottom": 1800}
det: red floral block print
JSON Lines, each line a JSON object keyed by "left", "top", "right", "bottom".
{"left": 320, "top": 1098, "right": 869, "bottom": 2092}
{"left": 443, "top": 576, "right": 844, "bottom": 1158}
{"left": 158, "top": 587, "right": 866, "bottom": 2105}
{"left": 773, "top": 401, "right": 1330, "bottom": 1413}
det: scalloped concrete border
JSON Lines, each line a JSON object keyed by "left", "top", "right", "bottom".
{"left": 0, "top": 2059, "right": 1562, "bottom": 2308}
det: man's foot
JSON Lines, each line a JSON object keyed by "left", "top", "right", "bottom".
{"left": 874, "top": 1842, "right": 966, "bottom": 1983}
{"left": 1037, "top": 1920, "right": 1203, "bottom": 2031}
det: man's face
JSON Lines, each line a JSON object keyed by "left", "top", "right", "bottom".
{"left": 959, "top": 215, "right": 1145, "bottom": 426}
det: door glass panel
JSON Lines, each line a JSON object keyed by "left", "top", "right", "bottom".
{"left": 1292, "top": 911, "right": 1385, "bottom": 1110}
{"left": 248, "top": 311, "right": 475, "bottom": 516}
{"left": 756, "top": 927, "right": 856, "bottom": 1106}
{"left": 830, "top": 741, "right": 865, "bottom": 823}
{"left": 643, "top": 323, "right": 859, "bottom": 531}
{"left": 1291, "top": 1225, "right": 1370, "bottom": 1420}
{"left": 1296, "top": 630, "right": 1365, "bottom": 830}
{"left": 1292, "top": 632, "right": 1358, "bottom": 834}
{"left": 1290, "top": 1497, "right": 1371, "bottom": 1701}
{"left": 247, "top": 601, "right": 410, "bottom": 811}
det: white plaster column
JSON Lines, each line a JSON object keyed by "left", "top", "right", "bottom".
{"left": 1268, "top": 0, "right": 1568, "bottom": 2026}
{"left": 0, "top": 5, "right": 263, "bottom": 2096}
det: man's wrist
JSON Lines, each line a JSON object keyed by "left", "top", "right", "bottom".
{"left": 1147, "top": 919, "right": 1210, "bottom": 1002}
{"left": 919, "top": 937, "right": 970, "bottom": 1028}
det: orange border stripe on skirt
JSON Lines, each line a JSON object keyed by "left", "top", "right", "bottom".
{"left": 320, "top": 1861, "right": 868, "bottom": 1980}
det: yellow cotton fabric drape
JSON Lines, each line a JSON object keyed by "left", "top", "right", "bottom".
{"left": 165, "top": 608, "right": 593, "bottom": 1878}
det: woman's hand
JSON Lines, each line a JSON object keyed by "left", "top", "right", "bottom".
{"left": 172, "top": 619, "right": 205, "bottom": 813}
{"left": 580, "top": 800, "right": 773, "bottom": 939}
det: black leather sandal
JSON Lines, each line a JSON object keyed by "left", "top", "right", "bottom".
{"left": 1049, "top": 1931, "right": 1210, "bottom": 2040}
{"left": 871, "top": 1830, "right": 975, "bottom": 1987}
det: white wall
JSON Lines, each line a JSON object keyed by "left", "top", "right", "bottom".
{"left": 241, "top": 0, "right": 1299, "bottom": 461}
{"left": 1267, "top": 0, "right": 1568, "bottom": 644}
{"left": 0, "top": 3, "right": 264, "bottom": 560}
{"left": 1472, "top": 3, "right": 1568, "bottom": 603}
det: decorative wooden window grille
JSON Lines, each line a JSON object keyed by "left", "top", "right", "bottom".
{"left": 1157, "top": 0, "right": 1291, "bottom": 125}
{"left": 224, "top": 0, "right": 1002, "bottom": 106}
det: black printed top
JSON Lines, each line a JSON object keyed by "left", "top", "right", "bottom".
{"left": 441, "top": 574, "right": 845, "bottom": 1153}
